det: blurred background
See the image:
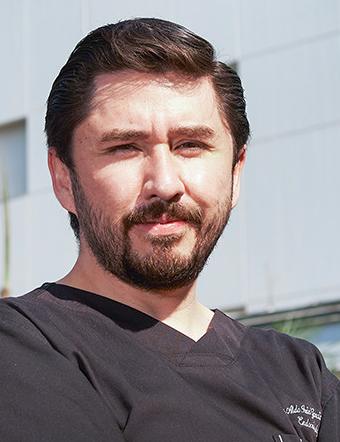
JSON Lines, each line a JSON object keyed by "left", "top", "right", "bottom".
{"left": 1, "top": 0, "right": 340, "bottom": 374}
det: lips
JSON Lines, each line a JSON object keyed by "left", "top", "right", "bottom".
{"left": 125, "top": 199, "right": 203, "bottom": 233}
{"left": 143, "top": 214, "right": 182, "bottom": 225}
{"left": 133, "top": 218, "right": 187, "bottom": 236}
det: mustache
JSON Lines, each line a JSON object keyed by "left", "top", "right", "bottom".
{"left": 124, "top": 200, "right": 203, "bottom": 229}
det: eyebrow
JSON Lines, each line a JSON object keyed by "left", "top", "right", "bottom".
{"left": 168, "top": 126, "right": 215, "bottom": 139}
{"left": 100, "top": 129, "right": 149, "bottom": 143}
{"left": 99, "top": 125, "right": 216, "bottom": 143}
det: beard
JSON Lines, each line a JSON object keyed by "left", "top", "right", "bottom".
{"left": 70, "top": 172, "right": 233, "bottom": 291}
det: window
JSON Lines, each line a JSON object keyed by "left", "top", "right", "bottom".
{"left": 0, "top": 120, "right": 26, "bottom": 200}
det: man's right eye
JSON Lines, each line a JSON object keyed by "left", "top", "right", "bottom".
{"left": 107, "top": 144, "right": 140, "bottom": 155}
{"left": 115, "top": 144, "right": 137, "bottom": 151}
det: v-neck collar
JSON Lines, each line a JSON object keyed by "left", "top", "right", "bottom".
{"left": 43, "top": 282, "right": 245, "bottom": 366}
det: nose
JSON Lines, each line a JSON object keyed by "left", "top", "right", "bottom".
{"left": 142, "top": 146, "right": 185, "bottom": 202}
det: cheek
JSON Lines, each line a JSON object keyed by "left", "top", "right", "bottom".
{"left": 183, "top": 159, "right": 233, "bottom": 208}
{"left": 82, "top": 165, "right": 143, "bottom": 217}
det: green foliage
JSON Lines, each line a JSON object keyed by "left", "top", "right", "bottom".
{"left": 269, "top": 318, "right": 314, "bottom": 340}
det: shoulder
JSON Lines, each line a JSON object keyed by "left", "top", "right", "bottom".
{"left": 244, "top": 324, "right": 326, "bottom": 366}
{"left": 0, "top": 287, "right": 56, "bottom": 349}
{"left": 0, "top": 284, "right": 86, "bottom": 328}
{"left": 0, "top": 285, "right": 80, "bottom": 352}
{"left": 0, "top": 290, "right": 124, "bottom": 441}
{"left": 245, "top": 324, "right": 320, "bottom": 358}
{"left": 243, "top": 325, "right": 339, "bottom": 405}
{"left": 0, "top": 287, "right": 45, "bottom": 330}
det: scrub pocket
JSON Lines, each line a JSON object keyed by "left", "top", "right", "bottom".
{"left": 272, "top": 435, "right": 303, "bottom": 442}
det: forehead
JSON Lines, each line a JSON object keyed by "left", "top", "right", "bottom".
{"left": 78, "top": 70, "right": 230, "bottom": 140}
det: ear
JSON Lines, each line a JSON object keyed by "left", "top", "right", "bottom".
{"left": 231, "top": 147, "right": 246, "bottom": 208}
{"left": 48, "top": 148, "right": 76, "bottom": 214}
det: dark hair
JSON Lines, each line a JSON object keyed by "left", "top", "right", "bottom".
{"left": 45, "top": 18, "right": 250, "bottom": 238}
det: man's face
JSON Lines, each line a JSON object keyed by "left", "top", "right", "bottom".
{"left": 67, "top": 71, "right": 241, "bottom": 291}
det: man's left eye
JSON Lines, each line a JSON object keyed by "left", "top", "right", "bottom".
{"left": 176, "top": 142, "right": 205, "bottom": 152}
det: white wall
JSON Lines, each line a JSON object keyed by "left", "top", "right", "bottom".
{"left": 0, "top": 0, "right": 339, "bottom": 313}
{"left": 238, "top": 0, "right": 340, "bottom": 312}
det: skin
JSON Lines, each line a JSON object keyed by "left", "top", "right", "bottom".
{"left": 48, "top": 70, "right": 246, "bottom": 341}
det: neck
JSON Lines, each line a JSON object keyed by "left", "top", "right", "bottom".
{"left": 58, "top": 250, "right": 213, "bottom": 341}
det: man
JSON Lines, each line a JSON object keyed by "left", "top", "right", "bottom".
{"left": 0, "top": 18, "right": 338, "bottom": 441}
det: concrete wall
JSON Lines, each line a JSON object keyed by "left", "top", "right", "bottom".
{"left": 0, "top": 0, "right": 339, "bottom": 313}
